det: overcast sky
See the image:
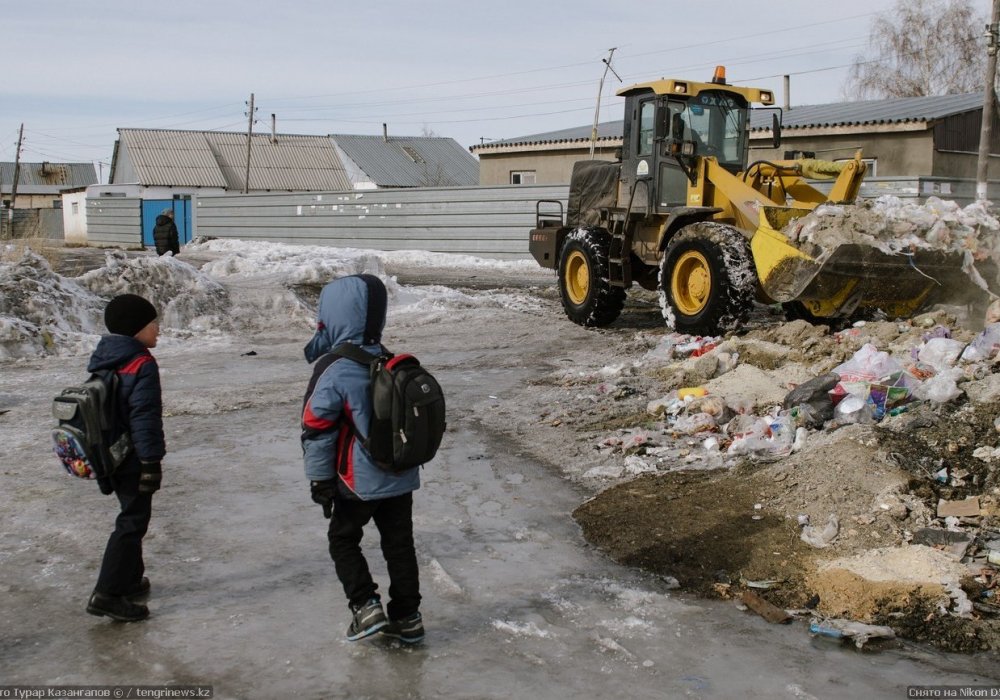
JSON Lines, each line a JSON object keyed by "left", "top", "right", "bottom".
{"left": 3, "top": 0, "right": 992, "bottom": 179}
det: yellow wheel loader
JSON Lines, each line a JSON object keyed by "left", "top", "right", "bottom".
{"left": 529, "top": 67, "right": 990, "bottom": 334}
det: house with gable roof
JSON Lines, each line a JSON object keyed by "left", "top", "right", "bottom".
{"left": 70, "top": 126, "right": 478, "bottom": 247}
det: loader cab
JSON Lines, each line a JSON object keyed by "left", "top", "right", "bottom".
{"left": 619, "top": 78, "right": 756, "bottom": 214}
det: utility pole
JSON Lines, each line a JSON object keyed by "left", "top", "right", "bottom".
{"left": 977, "top": 0, "right": 1000, "bottom": 202}
{"left": 589, "top": 48, "right": 622, "bottom": 160}
{"left": 5, "top": 123, "right": 24, "bottom": 237}
{"left": 244, "top": 93, "right": 255, "bottom": 194}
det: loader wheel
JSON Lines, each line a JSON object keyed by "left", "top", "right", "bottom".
{"left": 659, "top": 222, "right": 757, "bottom": 335}
{"left": 558, "top": 227, "right": 626, "bottom": 327}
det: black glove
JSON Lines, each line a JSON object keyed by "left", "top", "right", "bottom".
{"left": 310, "top": 479, "right": 336, "bottom": 518}
{"left": 96, "top": 477, "right": 114, "bottom": 496}
{"left": 138, "top": 462, "right": 162, "bottom": 495}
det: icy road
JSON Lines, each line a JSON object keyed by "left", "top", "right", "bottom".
{"left": 0, "top": 243, "right": 997, "bottom": 699}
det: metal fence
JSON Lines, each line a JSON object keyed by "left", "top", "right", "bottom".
{"left": 79, "top": 177, "right": 996, "bottom": 257}
{"left": 86, "top": 197, "right": 142, "bottom": 248}
{"left": 194, "top": 184, "right": 570, "bottom": 260}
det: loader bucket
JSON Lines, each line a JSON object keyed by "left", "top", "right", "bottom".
{"left": 751, "top": 206, "right": 991, "bottom": 319}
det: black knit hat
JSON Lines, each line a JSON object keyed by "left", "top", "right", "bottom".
{"left": 104, "top": 294, "right": 158, "bottom": 336}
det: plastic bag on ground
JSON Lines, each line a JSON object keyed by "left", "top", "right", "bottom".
{"left": 833, "top": 395, "right": 875, "bottom": 424}
{"left": 913, "top": 366, "right": 964, "bottom": 403}
{"left": 801, "top": 514, "right": 839, "bottom": 548}
{"left": 961, "top": 323, "right": 1000, "bottom": 362}
{"left": 833, "top": 344, "right": 903, "bottom": 383}
{"left": 918, "top": 337, "right": 966, "bottom": 371}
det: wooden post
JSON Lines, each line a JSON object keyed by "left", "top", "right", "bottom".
{"left": 244, "top": 93, "right": 255, "bottom": 194}
{"left": 6, "top": 123, "right": 24, "bottom": 236}
{"left": 977, "top": 0, "right": 1000, "bottom": 201}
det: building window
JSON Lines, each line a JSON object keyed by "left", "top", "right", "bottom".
{"left": 511, "top": 171, "right": 536, "bottom": 185}
{"left": 71, "top": 202, "right": 79, "bottom": 215}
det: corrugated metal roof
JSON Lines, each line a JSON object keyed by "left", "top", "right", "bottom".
{"left": 749, "top": 92, "right": 984, "bottom": 130}
{"left": 116, "top": 129, "right": 352, "bottom": 191}
{"left": 481, "top": 122, "right": 624, "bottom": 149}
{"left": 474, "top": 93, "right": 986, "bottom": 149}
{"left": 0, "top": 161, "right": 97, "bottom": 190}
{"left": 329, "top": 134, "right": 479, "bottom": 187}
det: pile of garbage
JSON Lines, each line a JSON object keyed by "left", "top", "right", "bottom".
{"left": 574, "top": 313, "right": 1000, "bottom": 650}
{"left": 637, "top": 321, "right": 1000, "bottom": 464}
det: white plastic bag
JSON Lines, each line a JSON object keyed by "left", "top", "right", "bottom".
{"left": 918, "top": 337, "right": 966, "bottom": 370}
{"left": 961, "top": 323, "right": 1000, "bottom": 363}
{"left": 832, "top": 344, "right": 903, "bottom": 382}
{"left": 913, "top": 366, "right": 964, "bottom": 403}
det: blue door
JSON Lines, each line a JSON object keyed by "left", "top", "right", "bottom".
{"left": 142, "top": 198, "right": 193, "bottom": 249}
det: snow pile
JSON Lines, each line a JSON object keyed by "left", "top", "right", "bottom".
{"left": 791, "top": 195, "right": 1000, "bottom": 263}
{"left": 187, "top": 237, "right": 541, "bottom": 277}
{"left": 0, "top": 251, "right": 106, "bottom": 359}
{"left": 0, "top": 241, "right": 547, "bottom": 361}
{"left": 192, "top": 239, "right": 390, "bottom": 285}
{"left": 78, "top": 250, "right": 233, "bottom": 333}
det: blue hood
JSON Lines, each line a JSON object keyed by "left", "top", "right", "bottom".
{"left": 304, "top": 274, "right": 387, "bottom": 363}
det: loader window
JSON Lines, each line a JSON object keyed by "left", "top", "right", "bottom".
{"left": 673, "top": 91, "right": 748, "bottom": 167}
{"left": 638, "top": 100, "right": 655, "bottom": 156}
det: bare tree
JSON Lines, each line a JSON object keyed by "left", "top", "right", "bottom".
{"left": 844, "top": 0, "right": 987, "bottom": 99}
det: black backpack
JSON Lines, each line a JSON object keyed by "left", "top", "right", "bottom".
{"left": 331, "top": 344, "right": 446, "bottom": 472}
{"left": 51, "top": 371, "right": 133, "bottom": 480}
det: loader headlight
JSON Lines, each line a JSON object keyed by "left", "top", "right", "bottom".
{"left": 673, "top": 82, "right": 688, "bottom": 94}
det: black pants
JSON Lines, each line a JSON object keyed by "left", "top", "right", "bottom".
{"left": 95, "top": 469, "right": 152, "bottom": 596}
{"left": 328, "top": 492, "right": 420, "bottom": 620}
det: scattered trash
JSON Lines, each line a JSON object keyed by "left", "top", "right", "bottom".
{"left": 944, "top": 582, "right": 974, "bottom": 618}
{"left": 678, "top": 386, "right": 708, "bottom": 401}
{"left": 783, "top": 372, "right": 839, "bottom": 427}
{"left": 918, "top": 337, "right": 966, "bottom": 371}
{"left": 936, "top": 497, "right": 981, "bottom": 518}
{"left": 744, "top": 579, "right": 783, "bottom": 590}
{"left": 833, "top": 395, "right": 875, "bottom": 425}
{"left": 801, "top": 514, "right": 839, "bottom": 549}
{"left": 808, "top": 618, "right": 895, "bottom": 648}
{"left": 911, "top": 528, "right": 974, "bottom": 560}
{"left": 741, "top": 590, "right": 792, "bottom": 624}
{"left": 961, "top": 323, "right": 1000, "bottom": 362}
{"left": 913, "top": 367, "right": 964, "bottom": 403}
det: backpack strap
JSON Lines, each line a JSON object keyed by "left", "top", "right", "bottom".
{"left": 330, "top": 342, "right": 388, "bottom": 368}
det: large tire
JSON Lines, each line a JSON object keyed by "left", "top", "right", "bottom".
{"left": 659, "top": 222, "right": 757, "bottom": 335}
{"left": 558, "top": 227, "right": 627, "bottom": 327}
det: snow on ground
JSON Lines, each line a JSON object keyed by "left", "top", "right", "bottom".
{"left": 0, "top": 241, "right": 545, "bottom": 361}
{"left": 3, "top": 236, "right": 999, "bottom": 694}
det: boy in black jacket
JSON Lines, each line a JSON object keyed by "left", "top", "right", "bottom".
{"left": 85, "top": 294, "right": 165, "bottom": 622}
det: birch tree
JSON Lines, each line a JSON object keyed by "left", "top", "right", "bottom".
{"left": 845, "top": 0, "right": 987, "bottom": 99}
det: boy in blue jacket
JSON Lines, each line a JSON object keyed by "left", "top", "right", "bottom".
{"left": 86, "top": 294, "right": 165, "bottom": 622}
{"left": 301, "top": 274, "right": 423, "bottom": 644}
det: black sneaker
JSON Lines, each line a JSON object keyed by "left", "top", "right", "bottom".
{"left": 347, "top": 598, "right": 387, "bottom": 641}
{"left": 86, "top": 591, "right": 149, "bottom": 622}
{"left": 380, "top": 612, "right": 424, "bottom": 644}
